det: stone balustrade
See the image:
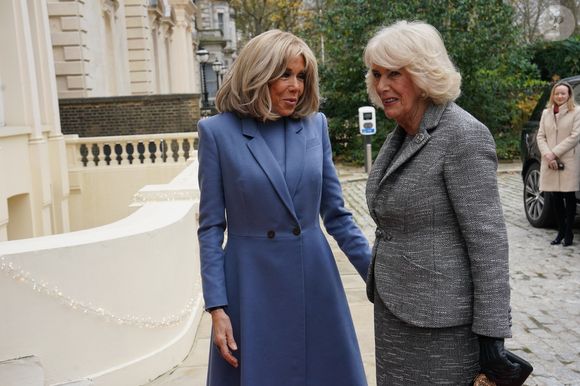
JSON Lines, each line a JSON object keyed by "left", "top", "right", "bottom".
{"left": 65, "top": 132, "right": 198, "bottom": 168}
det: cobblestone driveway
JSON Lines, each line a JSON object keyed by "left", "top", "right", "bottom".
{"left": 342, "top": 171, "right": 580, "bottom": 386}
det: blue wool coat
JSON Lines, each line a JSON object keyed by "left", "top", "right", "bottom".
{"left": 197, "top": 111, "right": 371, "bottom": 386}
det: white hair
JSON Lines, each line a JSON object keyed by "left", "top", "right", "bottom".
{"left": 364, "top": 20, "right": 461, "bottom": 106}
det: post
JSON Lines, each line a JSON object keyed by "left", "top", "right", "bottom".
{"left": 358, "top": 106, "right": 376, "bottom": 174}
{"left": 364, "top": 135, "right": 372, "bottom": 173}
{"left": 201, "top": 63, "right": 208, "bottom": 107}
{"left": 196, "top": 49, "right": 210, "bottom": 111}
{"left": 212, "top": 59, "right": 222, "bottom": 92}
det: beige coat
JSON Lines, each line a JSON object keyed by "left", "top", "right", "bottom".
{"left": 537, "top": 104, "right": 580, "bottom": 192}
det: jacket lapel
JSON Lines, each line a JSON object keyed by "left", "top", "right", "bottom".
{"left": 370, "top": 102, "right": 447, "bottom": 209}
{"left": 242, "top": 117, "right": 298, "bottom": 221}
{"left": 284, "top": 118, "right": 305, "bottom": 200}
{"left": 380, "top": 128, "right": 431, "bottom": 184}
{"left": 366, "top": 127, "right": 405, "bottom": 210}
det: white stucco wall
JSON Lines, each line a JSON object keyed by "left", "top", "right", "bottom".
{"left": 0, "top": 0, "right": 70, "bottom": 241}
{"left": 68, "top": 164, "right": 187, "bottom": 231}
{"left": 0, "top": 161, "right": 202, "bottom": 385}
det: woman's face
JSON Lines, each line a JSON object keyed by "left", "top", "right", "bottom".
{"left": 269, "top": 55, "right": 306, "bottom": 117}
{"left": 371, "top": 64, "right": 426, "bottom": 130}
{"left": 553, "top": 85, "right": 570, "bottom": 106}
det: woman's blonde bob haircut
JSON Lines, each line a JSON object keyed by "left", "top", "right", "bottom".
{"left": 216, "top": 29, "right": 319, "bottom": 121}
{"left": 547, "top": 81, "right": 576, "bottom": 111}
{"left": 364, "top": 20, "right": 461, "bottom": 106}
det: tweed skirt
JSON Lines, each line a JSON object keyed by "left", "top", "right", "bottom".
{"left": 374, "top": 290, "right": 479, "bottom": 385}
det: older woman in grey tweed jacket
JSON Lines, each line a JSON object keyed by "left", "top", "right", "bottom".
{"left": 364, "top": 21, "right": 522, "bottom": 385}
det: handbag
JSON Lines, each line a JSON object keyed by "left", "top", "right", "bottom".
{"left": 473, "top": 350, "right": 533, "bottom": 386}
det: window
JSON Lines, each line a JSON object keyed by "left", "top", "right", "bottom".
{"left": 217, "top": 12, "right": 224, "bottom": 33}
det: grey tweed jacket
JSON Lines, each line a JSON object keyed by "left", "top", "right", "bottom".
{"left": 366, "top": 102, "right": 512, "bottom": 338}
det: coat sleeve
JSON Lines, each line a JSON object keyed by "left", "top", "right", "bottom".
{"left": 197, "top": 120, "right": 228, "bottom": 310}
{"left": 443, "top": 122, "right": 512, "bottom": 338}
{"left": 536, "top": 109, "right": 551, "bottom": 156}
{"left": 552, "top": 108, "right": 580, "bottom": 157}
{"left": 318, "top": 113, "right": 371, "bottom": 280}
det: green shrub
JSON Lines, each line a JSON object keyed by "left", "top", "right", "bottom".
{"left": 531, "top": 37, "right": 580, "bottom": 81}
{"left": 494, "top": 131, "right": 521, "bottom": 161}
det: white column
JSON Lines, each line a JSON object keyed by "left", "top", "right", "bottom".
{"left": 167, "top": 0, "right": 196, "bottom": 94}
{"left": 159, "top": 23, "right": 172, "bottom": 93}
{"left": 32, "top": 0, "right": 71, "bottom": 234}
{"left": 2, "top": 0, "right": 54, "bottom": 237}
{"left": 1, "top": 0, "right": 43, "bottom": 134}
{"left": 125, "top": 0, "right": 154, "bottom": 95}
{"left": 169, "top": 14, "right": 192, "bottom": 93}
{"left": 185, "top": 24, "right": 195, "bottom": 93}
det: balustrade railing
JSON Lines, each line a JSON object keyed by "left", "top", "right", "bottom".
{"left": 65, "top": 132, "right": 198, "bottom": 168}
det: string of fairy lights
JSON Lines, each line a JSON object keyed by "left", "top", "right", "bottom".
{"left": 0, "top": 256, "right": 198, "bottom": 328}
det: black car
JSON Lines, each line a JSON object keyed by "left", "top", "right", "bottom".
{"left": 520, "top": 75, "right": 580, "bottom": 227}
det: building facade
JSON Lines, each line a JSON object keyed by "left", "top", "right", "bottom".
{"left": 196, "top": 0, "right": 237, "bottom": 111}
{"left": 48, "top": 0, "right": 221, "bottom": 137}
{"left": 0, "top": 0, "right": 237, "bottom": 240}
{"left": 0, "top": 0, "right": 70, "bottom": 241}
{"left": 47, "top": 0, "right": 201, "bottom": 98}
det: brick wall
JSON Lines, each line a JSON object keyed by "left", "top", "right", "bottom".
{"left": 59, "top": 94, "right": 201, "bottom": 137}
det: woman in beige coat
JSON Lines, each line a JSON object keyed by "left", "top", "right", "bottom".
{"left": 537, "top": 81, "right": 580, "bottom": 246}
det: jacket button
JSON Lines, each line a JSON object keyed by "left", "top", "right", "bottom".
{"left": 267, "top": 230, "right": 275, "bottom": 239}
{"left": 292, "top": 227, "right": 301, "bottom": 236}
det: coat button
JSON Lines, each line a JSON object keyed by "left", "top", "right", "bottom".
{"left": 267, "top": 230, "right": 275, "bottom": 239}
{"left": 292, "top": 227, "right": 301, "bottom": 236}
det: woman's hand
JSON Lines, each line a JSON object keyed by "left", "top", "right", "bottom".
{"left": 478, "top": 336, "right": 520, "bottom": 385}
{"left": 210, "top": 308, "right": 239, "bottom": 368}
{"left": 543, "top": 152, "right": 556, "bottom": 163}
{"left": 543, "top": 152, "right": 560, "bottom": 170}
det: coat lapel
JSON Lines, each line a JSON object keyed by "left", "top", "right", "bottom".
{"left": 284, "top": 118, "right": 305, "bottom": 200}
{"left": 242, "top": 117, "right": 298, "bottom": 221}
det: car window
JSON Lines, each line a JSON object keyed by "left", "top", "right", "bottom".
{"left": 574, "top": 84, "right": 580, "bottom": 104}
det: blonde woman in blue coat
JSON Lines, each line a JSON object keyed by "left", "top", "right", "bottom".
{"left": 197, "top": 29, "right": 371, "bottom": 386}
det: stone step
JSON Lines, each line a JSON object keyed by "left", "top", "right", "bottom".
{"left": 0, "top": 356, "right": 44, "bottom": 386}
{"left": 53, "top": 379, "right": 94, "bottom": 386}
{"left": 0, "top": 356, "right": 94, "bottom": 386}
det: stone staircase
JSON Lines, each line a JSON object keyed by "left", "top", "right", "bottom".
{"left": 0, "top": 356, "right": 93, "bottom": 386}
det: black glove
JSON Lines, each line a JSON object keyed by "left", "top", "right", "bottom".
{"left": 478, "top": 335, "right": 521, "bottom": 385}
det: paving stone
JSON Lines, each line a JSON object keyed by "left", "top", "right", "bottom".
{"left": 149, "top": 167, "right": 580, "bottom": 386}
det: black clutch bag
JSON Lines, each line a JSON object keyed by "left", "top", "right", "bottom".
{"left": 505, "top": 350, "right": 533, "bottom": 385}
{"left": 473, "top": 350, "right": 533, "bottom": 386}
